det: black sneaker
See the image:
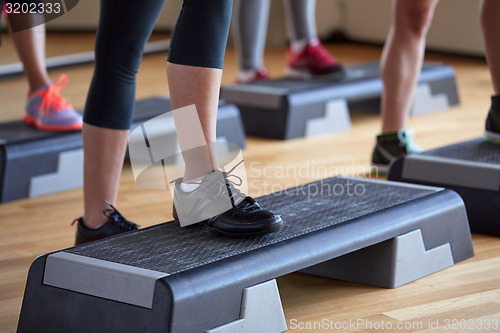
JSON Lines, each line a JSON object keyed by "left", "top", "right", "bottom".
{"left": 172, "top": 167, "right": 282, "bottom": 237}
{"left": 371, "top": 129, "right": 422, "bottom": 174}
{"left": 484, "top": 95, "right": 500, "bottom": 144}
{"left": 73, "top": 201, "right": 139, "bottom": 245}
{"left": 173, "top": 195, "right": 282, "bottom": 237}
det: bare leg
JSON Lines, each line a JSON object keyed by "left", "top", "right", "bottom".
{"left": 166, "top": 62, "right": 282, "bottom": 234}
{"left": 167, "top": 63, "right": 222, "bottom": 182}
{"left": 82, "top": 124, "right": 129, "bottom": 228}
{"left": 480, "top": 0, "right": 500, "bottom": 94}
{"left": 8, "top": 23, "right": 51, "bottom": 93}
{"left": 380, "top": 0, "right": 439, "bottom": 132}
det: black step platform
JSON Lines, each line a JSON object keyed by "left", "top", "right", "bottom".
{"left": 388, "top": 138, "right": 500, "bottom": 236}
{"left": 220, "top": 61, "right": 459, "bottom": 140}
{"left": 18, "top": 177, "right": 473, "bottom": 333}
{"left": 0, "top": 97, "right": 245, "bottom": 203}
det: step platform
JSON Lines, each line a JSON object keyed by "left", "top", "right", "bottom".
{"left": 0, "top": 97, "right": 245, "bottom": 203}
{"left": 18, "top": 177, "right": 473, "bottom": 333}
{"left": 388, "top": 138, "right": 500, "bottom": 236}
{"left": 220, "top": 61, "right": 459, "bottom": 140}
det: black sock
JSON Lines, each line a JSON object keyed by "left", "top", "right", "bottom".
{"left": 491, "top": 94, "right": 500, "bottom": 114}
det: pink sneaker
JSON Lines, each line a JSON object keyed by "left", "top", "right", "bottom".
{"left": 236, "top": 67, "right": 270, "bottom": 83}
{"left": 23, "top": 74, "right": 82, "bottom": 131}
{"left": 286, "top": 38, "right": 345, "bottom": 80}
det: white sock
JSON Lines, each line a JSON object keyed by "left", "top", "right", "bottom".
{"left": 180, "top": 182, "right": 200, "bottom": 192}
{"left": 290, "top": 38, "right": 309, "bottom": 53}
{"left": 238, "top": 69, "right": 259, "bottom": 82}
{"left": 291, "top": 37, "right": 319, "bottom": 53}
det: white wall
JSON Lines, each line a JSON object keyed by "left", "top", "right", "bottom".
{"left": 343, "top": 0, "right": 484, "bottom": 56}
{"left": 41, "top": 0, "right": 485, "bottom": 56}
{"left": 244, "top": 0, "right": 484, "bottom": 56}
{"left": 43, "top": 0, "right": 179, "bottom": 30}
{"left": 263, "top": 0, "right": 343, "bottom": 47}
{"left": 428, "top": 0, "right": 484, "bottom": 56}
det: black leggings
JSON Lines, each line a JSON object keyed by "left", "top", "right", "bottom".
{"left": 84, "top": 0, "right": 233, "bottom": 130}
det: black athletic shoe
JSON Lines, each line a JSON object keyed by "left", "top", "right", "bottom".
{"left": 173, "top": 196, "right": 282, "bottom": 237}
{"left": 484, "top": 95, "right": 500, "bottom": 144}
{"left": 73, "top": 202, "right": 139, "bottom": 245}
{"left": 172, "top": 161, "right": 283, "bottom": 237}
{"left": 371, "top": 129, "right": 422, "bottom": 174}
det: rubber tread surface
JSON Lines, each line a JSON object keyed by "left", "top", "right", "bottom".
{"left": 423, "top": 138, "right": 500, "bottom": 164}
{"left": 66, "top": 177, "right": 437, "bottom": 275}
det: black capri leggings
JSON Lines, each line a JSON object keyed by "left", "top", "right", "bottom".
{"left": 83, "top": 0, "right": 233, "bottom": 130}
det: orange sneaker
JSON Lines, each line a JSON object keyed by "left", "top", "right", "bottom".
{"left": 23, "top": 74, "right": 82, "bottom": 131}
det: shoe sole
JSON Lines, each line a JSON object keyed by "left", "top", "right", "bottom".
{"left": 23, "top": 114, "right": 82, "bottom": 131}
{"left": 370, "top": 163, "right": 389, "bottom": 176}
{"left": 204, "top": 219, "right": 283, "bottom": 238}
{"left": 173, "top": 214, "right": 283, "bottom": 238}
{"left": 285, "top": 68, "right": 346, "bottom": 82}
{"left": 484, "top": 130, "right": 500, "bottom": 144}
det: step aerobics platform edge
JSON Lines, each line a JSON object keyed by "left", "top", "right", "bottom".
{"left": 17, "top": 176, "right": 473, "bottom": 333}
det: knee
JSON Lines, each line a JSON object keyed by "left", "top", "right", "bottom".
{"left": 94, "top": 39, "right": 143, "bottom": 81}
{"left": 169, "top": 0, "right": 233, "bottom": 69}
{"left": 395, "top": 2, "right": 436, "bottom": 39}
{"left": 479, "top": 0, "right": 496, "bottom": 30}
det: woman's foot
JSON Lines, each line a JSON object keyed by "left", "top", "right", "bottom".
{"left": 73, "top": 202, "right": 139, "bottom": 245}
{"left": 484, "top": 95, "right": 500, "bottom": 144}
{"left": 285, "top": 38, "right": 345, "bottom": 80}
{"left": 236, "top": 67, "right": 270, "bottom": 83}
{"left": 173, "top": 170, "right": 282, "bottom": 237}
{"left": 371, "top": 129, "right": 422, "bottom": 174}
{"left": 23, "top": 74, "right": 82, "bottom": 131}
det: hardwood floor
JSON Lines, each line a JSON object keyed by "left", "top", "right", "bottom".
{"left": 0, "top": 33, "right": 499, "bottom": 332}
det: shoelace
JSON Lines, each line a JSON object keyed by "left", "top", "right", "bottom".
{"left": 70, "top": 202, "right": 139, "bottom": 231}
{"left": 222, "top": 160, "right": 260, "bottom": 212}
{"left": 307, "top": 42, "right": 336, "bottom": 66}
{"left": 222, "top": 160, "right": 245, "bottom": 206}
{"left": 187, "top": 162, "right": 244, "bottom": 205}
{"left": 223, "top": 160, "right": 244, "bottom": 187}
{"left": 103, "top": 201, "right": 140, "bottom": 231}
{"left": 185, "top": 160, "right": 250, "bottom": 211}
{"left": 37, "top": 74, "right": 72, "bottom": 116}
{"left": 174, "top": 160, "right": 256, "bottom": 213}
{"left": 397, "top": 129, "right": 422, "bottom": 154}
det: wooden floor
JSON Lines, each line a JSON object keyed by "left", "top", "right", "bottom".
{"left": 1, "top": 33, "right": 499, "bottom": 332}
